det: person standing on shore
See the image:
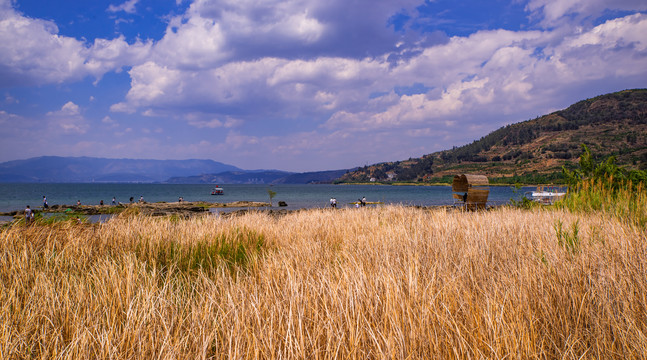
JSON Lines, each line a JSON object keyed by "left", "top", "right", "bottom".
{"left": 25, "top": 205, "right": 32, "bottom": 225}
{"left": 112, "top": 197, "right": 116, "bottom": 205}
{"left": 43, "top": 196, "right": 48, "bottom": 209}
{"left": 361, "top": 196, "right": 366, "bottom": 207}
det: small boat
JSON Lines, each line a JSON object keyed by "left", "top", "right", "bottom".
{"left": 210, "top": 186, "right": 224, "bottom": 195}
{"left": 526, "top": 186, "right": 566, "bottom": 204}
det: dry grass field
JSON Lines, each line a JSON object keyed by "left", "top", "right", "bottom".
{"left": 1, "top": 205, "right": 646, "bottom": 359}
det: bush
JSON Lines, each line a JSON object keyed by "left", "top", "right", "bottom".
{"left": 559, "top": 144, "right": 647, "bottom": 227}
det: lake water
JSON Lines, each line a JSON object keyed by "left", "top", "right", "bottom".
{"left": 0, "top": 183, "right": 533, "bottom": 214}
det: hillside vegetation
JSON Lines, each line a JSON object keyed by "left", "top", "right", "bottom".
{"left": 339, "top": 89, "right": 647, "bottom": 184}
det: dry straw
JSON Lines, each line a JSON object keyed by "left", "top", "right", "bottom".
{"left": 1, "top": 205, "right": 646, "bottom": 358}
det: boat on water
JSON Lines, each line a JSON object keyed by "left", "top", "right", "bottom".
{"left": 526, "top": 186, "right": 566, "bottom": 204}
{"left": 210, "top": 186, "right": 224, "bottom": 195}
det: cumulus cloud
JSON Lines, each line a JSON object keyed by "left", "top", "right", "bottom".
{"left": 0, "top": 0, "right": 151, "bottom": 87}
{"left": 0, "top": 13, "right": 87, "bottom": 86}
{"left": 46, "top": 101, "right": 89, "bottom": 134}
{"left": 526, "top": 0, "right": 647, "bottom": 28}
{"left": 328, "top": 14, "right": 647, "bottom": 127}
{"left": 155, "top": 0, "right": 429, "bottom": 65}
{"left": 104, "top": 7, "right": 647, "bottom": 166}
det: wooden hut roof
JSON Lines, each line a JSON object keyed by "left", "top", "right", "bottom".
{"left": 452, "top": 174, "right": 489, "bottom": 193}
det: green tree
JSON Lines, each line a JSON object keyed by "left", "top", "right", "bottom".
{"left": 267, "top": 188, "right": 277, "bottom": 206}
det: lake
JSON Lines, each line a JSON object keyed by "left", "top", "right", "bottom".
{"left": 0, "top": 183, "right": 532, "bottom": 214}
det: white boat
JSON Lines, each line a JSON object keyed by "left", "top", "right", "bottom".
{"left": 526, "top": 186, "right": 566, "bottom": 204}
{"left": 211, "top": 186, "right": 224, "bottom": 195}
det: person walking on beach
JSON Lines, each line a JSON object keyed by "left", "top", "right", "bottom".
{"left": 43, "top": 196, "right": 48, "bottom": 209}
{"left": 24, "top": 205, "right": 32, "bottom": 225}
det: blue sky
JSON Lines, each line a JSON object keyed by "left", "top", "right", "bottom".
{"left": 1, "top": 0, "right": 646, "bottom": 171}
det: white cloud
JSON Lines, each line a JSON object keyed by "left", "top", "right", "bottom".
{"left": 565, "top": 13, "right": 647, "bottom": 51}
{"left": 46, "top": 102, "right": 88, "bottom": 134}
{"left": 0, "top": 2, "right": 151, "bottom": 87}
{"left": 153, "top": 15, "right": 229, "bottom": 69}
{"left": 102, "top": 116, "right": 119, "bottom": 129}
{"left": 526, "top": 0, "right": 647, "bottom": 27}
{"left": 105, "top": 9, "right": 647, "bottom": 164}
{"left": 0, "top": 109, "right": 18, "bottom": 125}
{"left": 86, "top": 36, "right": 152, "bottom": 80}
{"left": 107, "top": 0, "right": 140, "bottom": 14}
{"left": 164, "top": 0, "right": 425, "bottom": 63}
{"left": 0, "top": 14, "right": 87, "bottom": 86}
{"left": 185, "top": 113, "right": 242, "bottom": 128}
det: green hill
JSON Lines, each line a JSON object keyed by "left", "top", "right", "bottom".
{"left": 338, "top": 89, "right": 647, "bottom": 184}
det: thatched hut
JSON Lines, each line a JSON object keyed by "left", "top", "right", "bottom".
{"left": 452, "top": 174, "right": 489, "bottom": 209}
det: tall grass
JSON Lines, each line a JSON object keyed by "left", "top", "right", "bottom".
{"left": 558, "top": 177, "right": 647, "bottom": 228}
{"left": 1, "top": 206, "right": 646, "bottom": 358}
{"left": 558, "top": 144, "right": 647, "bottom": 228}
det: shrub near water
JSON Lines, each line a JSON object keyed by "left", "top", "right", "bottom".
{"left": 558, "top": 177, "right": 647, "bottom": 227}
{"left": 1, "top": 207, "right": 646, "bottom": 358}
{"left": 560, "top": 144, "right": 647, "bottom": 227}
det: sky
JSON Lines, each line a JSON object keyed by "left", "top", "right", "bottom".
{"left": 0, "top": 0, "right": 646, "bottom": 172}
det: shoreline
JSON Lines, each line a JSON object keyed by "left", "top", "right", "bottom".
{"left": 0, "top": 200, "right": 272, "bottom": 217}
{"left": 0, "top": 201, "right": 493, "bottom": 224}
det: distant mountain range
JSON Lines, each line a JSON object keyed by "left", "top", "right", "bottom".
{"left": 165, "top": 170, "right": 293, "bottom": 184}
{"left": 0, "top": 156, "right": 351, "bottom": 184}
{"left": 165, "top": 169, "right": 351, "bottom": 184}
{"left": 339, "top": 89, "right": 647, "bottom": 184}
{"left": 0, "top": 157, "right": 241, "bottom": 183}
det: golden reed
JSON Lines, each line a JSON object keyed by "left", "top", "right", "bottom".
{"left": 1, "top": 206, "right": 646, "bottom": 359}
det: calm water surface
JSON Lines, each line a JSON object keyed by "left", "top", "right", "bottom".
{"left": 0, "top": 183, "right": 531, "bottom": 213}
